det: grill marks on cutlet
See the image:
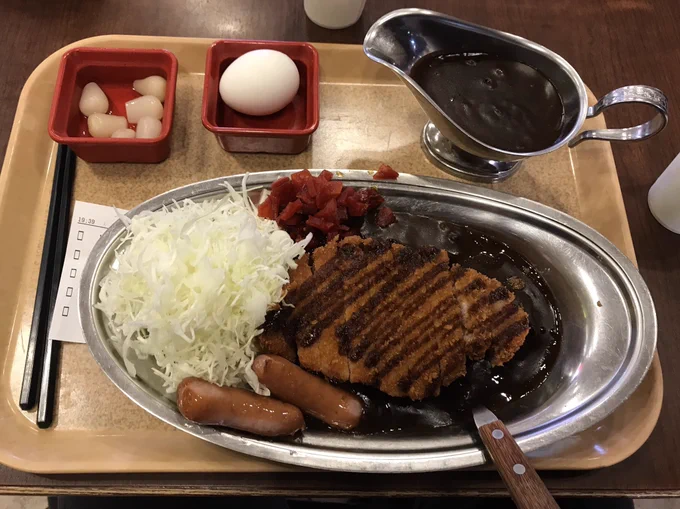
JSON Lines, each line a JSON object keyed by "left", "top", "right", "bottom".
{"left": 368, "top": 276, "right": 463, "bottom": 399}
{"left": 297, "top": 254, "right": 394, "bottom": 347}
{"left": 374, "top": 264, "right": 495, "bottom": 399}
{"left": 450, "top": 268, "right": 530, "bottom": 366}
{"left": 285, "top": 239, "right": 393, "bottom": 348}
{"left": 468, "top": 286, "right": 511, "bottom": 315}
{"left": 369, "top": 289, "right": 459, "bottom": 374}
{"left": 488, "top": 314, "right": 531, "bottom": 365}
{"left": 453, "top": 269, "right": 507, "bottom": 359}
{"left": 293, "top": 239, "right": 472, "bottom": 399}
{"left": 273, "top": 236, "right": 530, "bottom": 400}
{"left": 337, "top": 246, "right": 443, "bottom": 359}
{"left": 440, "top": 349, "right": 467, "bottom": 386}
{"left": 357, "top": 264, "right": 451, "bottom": 367}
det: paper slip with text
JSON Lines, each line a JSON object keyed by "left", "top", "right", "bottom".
{"left": 48, "top": 201, "right": 127, "bottom": 344}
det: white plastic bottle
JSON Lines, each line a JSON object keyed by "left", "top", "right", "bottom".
{"left": 648, "top": 151, "right": 680, "bottom": 234}
{"left": 304, "top": 0, "right": 366, "bottom": 29}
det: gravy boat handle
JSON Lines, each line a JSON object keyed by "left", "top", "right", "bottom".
{"left": 568, "top": 85, "right": 668, "bottom": 147}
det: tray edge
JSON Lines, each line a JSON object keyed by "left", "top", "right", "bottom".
{"left": 0, "top": 34, "right": 664, "bottom": 475}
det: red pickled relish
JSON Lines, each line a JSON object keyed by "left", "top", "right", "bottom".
{"left": 373, "top": 164, "right": 399, "bottom": 180}
{"left": 258, "top": 169, "right": 397, "bottom": 247}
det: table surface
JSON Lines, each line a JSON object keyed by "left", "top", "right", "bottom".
{"left": 1, "top": 0, "right": 679, "bottom": 498}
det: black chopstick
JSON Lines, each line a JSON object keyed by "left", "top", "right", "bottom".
{"left": 36, "top": 337, "right": 61, "bottom": 428}
{"left": 36, "top": 146, "right": 76, "bottom": 428}
{"left": 19, "top": 144, "right": 71, "bottom": 410}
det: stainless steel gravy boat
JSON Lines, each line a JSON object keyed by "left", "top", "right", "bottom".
{"left": 364, "top": 8, "right": 668, "bottom": 181}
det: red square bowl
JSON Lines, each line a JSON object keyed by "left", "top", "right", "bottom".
{"left": 202, "top": 40, "right": 319, "bottom": 154}
{"left": 48, "top": 48, "right": 178, "bottom": 163}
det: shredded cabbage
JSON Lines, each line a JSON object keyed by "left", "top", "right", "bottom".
{"left": 96, "top": 177, "right": 310, "bottom": 394}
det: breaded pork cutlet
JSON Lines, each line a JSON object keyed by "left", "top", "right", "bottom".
{"left": 257, "top": 236, "right": 530, "bottom": 400}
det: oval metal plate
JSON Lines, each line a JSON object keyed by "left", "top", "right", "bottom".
{"left": 79, "top": 170, "right": 656, "bottom": 473}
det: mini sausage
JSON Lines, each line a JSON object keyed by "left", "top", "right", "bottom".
{"left": 176, "top": 377, "right": 305, "bottom": 437}
{"left": 252, "top": 354, "right": 363, "bottom": 431}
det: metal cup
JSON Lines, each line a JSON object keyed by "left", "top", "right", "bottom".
{"left": 364, "top": 8, "right": 668, "bottom": 182}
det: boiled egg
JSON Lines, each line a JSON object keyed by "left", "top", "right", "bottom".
{"left": 219, "top": 49, "right": 300, "bottom": 116}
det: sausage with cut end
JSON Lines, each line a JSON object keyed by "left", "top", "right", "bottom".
{"left": 176, "top": 377, "right": 305, "bottom": 437}
{"left": 252, "top": 354, "right": 363, "bottom": 431}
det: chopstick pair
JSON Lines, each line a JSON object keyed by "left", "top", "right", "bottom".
{"left": 19, "top": 144, "right": 76, "bottom": 428}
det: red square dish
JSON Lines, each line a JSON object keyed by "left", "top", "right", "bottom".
{"left": 48, "top": 47, "right": 178, "bottom": 163}
{"left": 202, "top": 40, "right": 319, "bottom": 154}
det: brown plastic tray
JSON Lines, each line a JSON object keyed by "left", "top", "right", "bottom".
{"left": 0, "top": 36, "right": 662, "bottom": 474}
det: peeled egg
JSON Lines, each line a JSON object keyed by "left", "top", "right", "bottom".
{"left": 79, "top": 82, "right": 109, "bottom": 116}
{"left": 125, "top": 95, "right": 163, "bottom": 124}
{"left": 87, "top": 113, "right": 128, "bottom": 138}
{"left": 111, "top": 128, "right": 136, "bottom": 139}
{"left": 133, "top": 75, "right": 167, "bottom": 102}
{"left": 219, "top": 49, "right": 300, "bottom": 116}
{"left": 136, "top": 116, "right": 162, "bottom": 139}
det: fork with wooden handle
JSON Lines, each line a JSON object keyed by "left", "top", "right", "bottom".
{"left": 473, "top": 406, "right": 560, "bottom": 509}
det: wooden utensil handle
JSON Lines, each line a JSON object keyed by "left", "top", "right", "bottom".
{"left": 478, "top": 420, "right": 560, "bottom": 509}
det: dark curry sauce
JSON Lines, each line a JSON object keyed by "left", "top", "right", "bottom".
{"left": 410, "top": 52, "right": 564, "bottom": 153}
